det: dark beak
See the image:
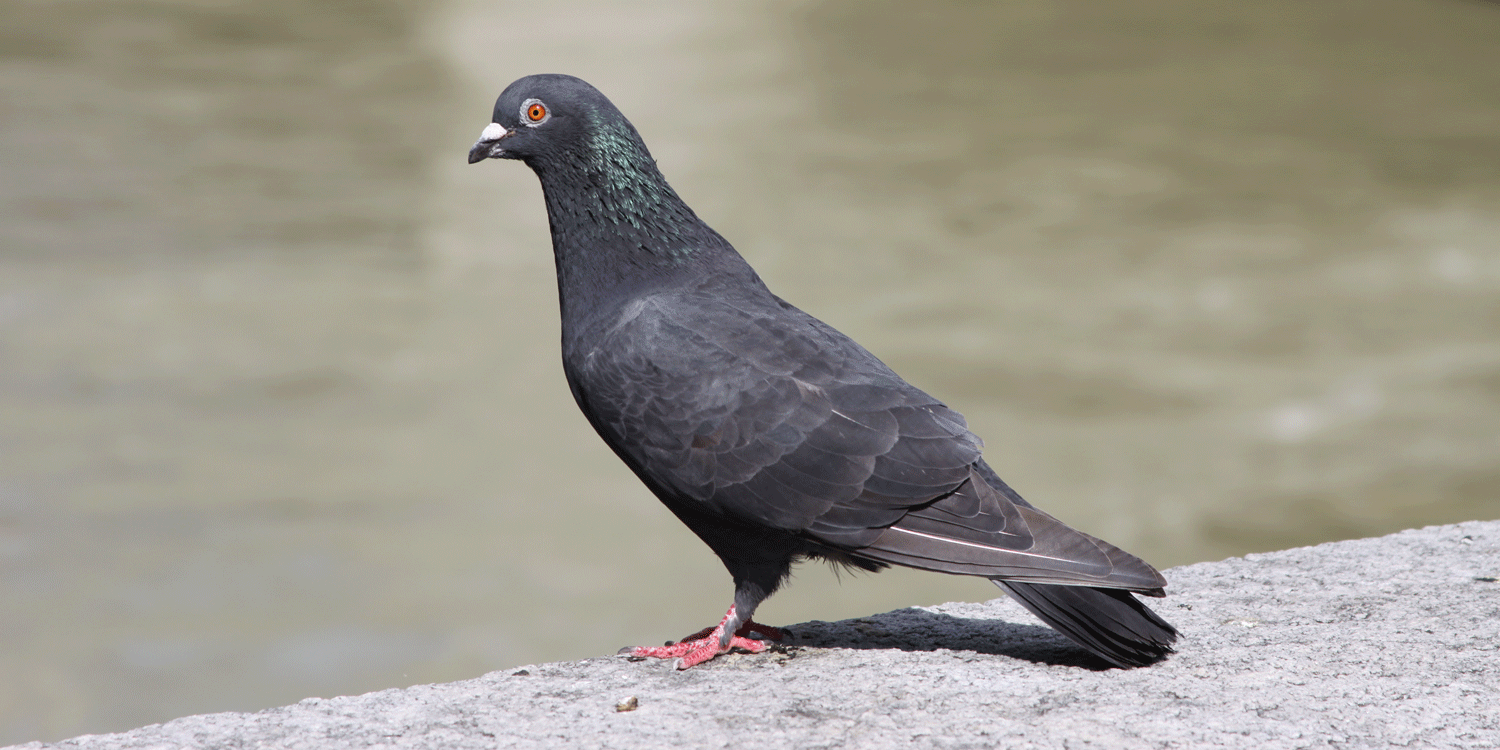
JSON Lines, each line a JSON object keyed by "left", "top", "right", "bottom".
{"left": 468, "top": 122, "right": 512, "bottom": 164}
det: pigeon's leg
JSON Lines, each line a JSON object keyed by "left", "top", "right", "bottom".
{"left": 628, "top": 584, "right": 775, "bottom": 669}
{"left": 627, "top": 604, "right": 770, "bottom": 669}
{"left": 674, "top": 619, "right": 784, "bottom": 644}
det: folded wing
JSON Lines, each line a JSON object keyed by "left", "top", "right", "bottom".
{"left": 577, "top": 288, "right": 1165, "bottom": 593}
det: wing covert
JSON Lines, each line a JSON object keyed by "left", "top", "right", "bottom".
{"left": 570, "top": 289, "right": 984, "bottom": 533}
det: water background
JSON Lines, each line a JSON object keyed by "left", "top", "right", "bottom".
{"left": 2, "top": 0, "right": 1498, "bottom": 742}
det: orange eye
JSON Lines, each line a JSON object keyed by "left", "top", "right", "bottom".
{"left": 527, "top": 103, "right": 547, "bottom": 122}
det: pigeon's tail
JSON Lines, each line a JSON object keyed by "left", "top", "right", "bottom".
{"left": 840, "top": 468, "right": 1179, "bottom": 667}
{"left": 994, "top": 580, "right": 1177, "bottom": 668}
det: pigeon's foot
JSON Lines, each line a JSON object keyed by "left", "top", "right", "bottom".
{"left": 675, "top": 619, "right": 785, "bottom": 645}
{"left": 627, "top": 605, "right": 774, "bottom": 669}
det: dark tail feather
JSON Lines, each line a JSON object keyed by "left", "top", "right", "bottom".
{"left": 995, "top": 580, "right": 1178, "bottom": 668}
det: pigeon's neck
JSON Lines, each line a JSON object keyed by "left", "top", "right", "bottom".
{"left": 529, "top": 139, "right": 747, "bottom": 330}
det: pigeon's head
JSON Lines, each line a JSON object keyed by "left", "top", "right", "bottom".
{"left": 467, "top": 74, "right": 643, "bottom": 168}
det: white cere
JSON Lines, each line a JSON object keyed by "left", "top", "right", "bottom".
{"left": 480, "top": 122, "right": 508, "bottom": 141}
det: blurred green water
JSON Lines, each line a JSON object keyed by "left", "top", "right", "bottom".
{"left": 2, "top": 0, "right": 1497, "bottom": 742}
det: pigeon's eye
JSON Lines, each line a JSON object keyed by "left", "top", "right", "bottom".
{"left": 520, "top": 99, "right": 550, "bottom": 126}
{"left": 519, "top": 99, "right": 550, "bottom": 127}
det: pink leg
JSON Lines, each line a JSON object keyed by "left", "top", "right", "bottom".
{"left": 629, "top": 605, "right": 773, "bottom": 669}
{"left": 674, "top": 619, "right": 785, "bottom": 645}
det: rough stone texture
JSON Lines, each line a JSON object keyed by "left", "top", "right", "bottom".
{"left": 12, "top": 521, "right": 1499, "bottom": 749}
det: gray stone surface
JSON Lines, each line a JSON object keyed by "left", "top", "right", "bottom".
{"left": 13, "top": 521, "right": 1500, "bottom": 749}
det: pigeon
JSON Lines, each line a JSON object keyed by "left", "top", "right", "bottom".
{"left": 468, "top": 74, "right": 1177, "bottom": 669}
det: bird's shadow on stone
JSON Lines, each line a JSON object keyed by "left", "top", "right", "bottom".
{"left": 782, "top": 608, "right": 1113, "bottom": 670}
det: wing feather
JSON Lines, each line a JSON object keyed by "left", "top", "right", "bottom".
{"left": 569, "top": 287, "right": 1166, "bottom": 593}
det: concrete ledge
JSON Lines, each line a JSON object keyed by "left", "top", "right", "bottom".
{"left": 13, "top": 521, "right": 1499, "bottom": 749}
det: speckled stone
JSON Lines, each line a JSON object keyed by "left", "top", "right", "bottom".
{"left": 12, "top": 520, "right": 1498, "bottom": 750}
